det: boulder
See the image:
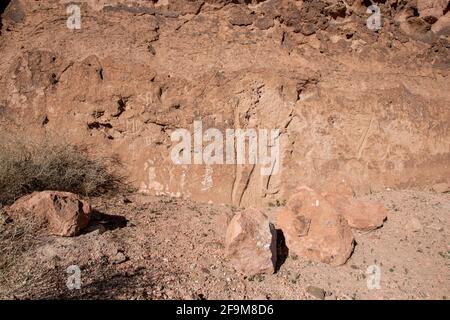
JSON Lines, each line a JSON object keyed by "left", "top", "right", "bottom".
{"left": 278, "top": 186, "right": 354, "bottom": 266}
{"left": 225, "top": 208, "right": 277, "bottom": 275}
{"left": 323, "top": 193, "right": 387, "bottom": 231}
{"left": 431, "top": 12, "right": 450, "bottom": 36}
{"left": 7, "top": 191, "right": 91, "bottom": 236}
{"left": 417, "top": 0, "right": 449, "bottom": 23}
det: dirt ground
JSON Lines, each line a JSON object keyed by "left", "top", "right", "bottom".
{"left": 0, "top": 188, "right": 448, "bottom": 300}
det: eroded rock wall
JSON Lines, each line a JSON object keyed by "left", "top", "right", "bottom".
{"left": 0, "top": 0, "right": 449, "bottom": 206}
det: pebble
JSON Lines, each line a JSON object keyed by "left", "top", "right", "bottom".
{"left": 306, "top": 286, "right": 326, "bottom": 300}
{"left": 112, "top": 251, "right": 128, "bottom": 264}
{"left": 407, "top": 217, "right": 422, "bottom": 232}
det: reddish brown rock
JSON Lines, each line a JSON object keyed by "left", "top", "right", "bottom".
{"left": 418, "top": 0, "right": 448, "bottom": 23}
{"left": 432, "top": 12, "right": 450, "bottom": 36}
{"left": 254, "top": 17, "right": 274, "bottom": 30}
{"left": 228, "top": 6, "right": 254, "bottom": 26}
{"left": 324, "top": 1, "right": 347, "bottom": 19}
{"left": 323, "top": 193, "right": 388, "bottom": 231}
{"left": 7, "top": 191, "right": 91, "bottom": 236}
{"left": 225, "top": 208, "right": 277, "bottom": 275}
{"left": 278, "top": 186, "right": 354, "bottom": 266}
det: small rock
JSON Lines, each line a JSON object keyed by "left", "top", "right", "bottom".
{"left": 299, "top": 23, "right": 316, "bottom": 36}
{"left": 83, "top": 224, "right": 106, "bottom": 235}
{"left": 254, "top": 17, "right": 274, "bottom": 30}
{"left": 406, "top": 217, "right": 423, "bottom": 233}
{"left": 225, "top": 208, "right": 277, "bottom": 275}
{"left": 229, "top": 7, "right": 254, "bottom": 26}
{"left": 112, "top": 251, "right": 128, "bottom": 264}
{"left": 288, "top": 272, "right": 300, "bottom": 283}
{"left": 306, "top": 286, "right": 326, "bottom": 300}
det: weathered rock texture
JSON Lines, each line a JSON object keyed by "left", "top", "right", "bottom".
{"left": 323, "top": 192, "right": 388, "bottom": 231}
{"left": 418, "top": 0, "right": 448, "bottom": 23}
{"left": 278, "top": 186, "right": 355, "bottom": 266}
{"left": 0, "top": 0, "right": 449, "bottom": 207}
{"left": 225, "top": 208, "right": 277, "bottom": 275}
{"left": 7, "top": 191, "right": 91, "bottom": 236}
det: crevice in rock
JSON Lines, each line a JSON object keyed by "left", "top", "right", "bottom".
{"left": 92, "top": 110, "right": 104, "bottom": 119}
{"left": 238, "top": 162, "right": 256, "bottom": 207}
{"left": 112, "top": 97, "right": 127, "bottom": 118}
{"left": 42, "top": 115, "right": 49, "bottom": 126}
{"left": 275, "top": 229, "right": 288, "bottom": 273}
{"left": 50, "top": 73, "right": 58, "bottom": 85}
{"left": 87, "top": 122, "right": 113, "bottom": 130}
{"left": 444, "top": 2, "right": 450, "bottom": 16}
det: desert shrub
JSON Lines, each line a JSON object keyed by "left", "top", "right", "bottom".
{"left": 0, "top": 208, "right": 40, "bottom": 291}
{"left": 0, "top": 131, "right": 123, "bottom": 207}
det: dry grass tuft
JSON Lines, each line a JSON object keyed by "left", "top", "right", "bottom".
{"left": 0, "top": 208, "right": 41, "bottom": 292}
{"left": 0, "top": 131, "right": 124, "bottom": 207}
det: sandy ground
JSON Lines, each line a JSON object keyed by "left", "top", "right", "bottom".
{"left": 0, "top": 189, "right": 449, "bottom": 300}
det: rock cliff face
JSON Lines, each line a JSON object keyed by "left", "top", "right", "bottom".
{"left": 0, "top": 0, "right": 449, "bottom": 207}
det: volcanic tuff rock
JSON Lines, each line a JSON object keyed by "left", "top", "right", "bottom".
{"left": 0, "top": 0, "right": 449, "bottom": 207}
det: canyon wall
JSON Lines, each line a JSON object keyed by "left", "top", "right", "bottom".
{"left": 0, "top": 0, "right": 449, "bottom": 206}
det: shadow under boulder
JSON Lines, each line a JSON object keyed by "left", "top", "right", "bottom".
{"left": 81, "top": 210, "right": 128, "bottom": 235}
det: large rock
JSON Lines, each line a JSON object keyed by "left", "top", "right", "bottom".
{"left": 278, "top": 186, "right": 354, "bottom": 266}
{"left": 225, "top": 208, "right": 277, "bottom": 275}
{"left": 418, "top": 0, "right": 448, "bottom": 23}
{"left": 323, "top": 193, "right": 388, "bottom": 231}
{"left": 7, "top": 191, "right": 91, "bottom": 236}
